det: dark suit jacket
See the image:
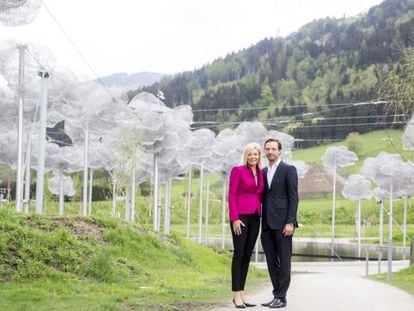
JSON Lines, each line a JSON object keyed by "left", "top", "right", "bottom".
{"left": 262, "top": 161, "right": 299, "bottom": 230}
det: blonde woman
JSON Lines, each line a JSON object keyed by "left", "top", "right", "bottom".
{"left": 228, "top": 143, "right": 264, "bottom": 308}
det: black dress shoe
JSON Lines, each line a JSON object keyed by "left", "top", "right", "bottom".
{"left": 269, "top": 298, "right": 287, "bottom": 308}
{"left": 261, "top": 298, "right": 277, "bottom": 307}
{"left": 243, "top": 301, "right": 256, "bottom": 307}
{"left": 232, "top": 298, "right": 246, "bottom": 309}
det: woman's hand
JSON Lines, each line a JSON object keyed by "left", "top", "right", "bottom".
{"left": 232, "top": 220, "right": 245, "bottom": 235}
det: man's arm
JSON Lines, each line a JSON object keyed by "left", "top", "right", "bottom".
{"left": 286, "top": 165, "right": 299, "bottom": 226}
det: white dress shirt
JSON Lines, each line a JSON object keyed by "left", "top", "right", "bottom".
{"left": 267, "top": 158, "right": 281, "bottom": 188}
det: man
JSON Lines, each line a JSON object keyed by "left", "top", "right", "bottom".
{"left": 261, "top": 138, "right": 298, "bottom": 308}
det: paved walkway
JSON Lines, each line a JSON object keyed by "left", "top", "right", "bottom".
{"left": 212, "top": 260, "right": 414, "bottom": 310}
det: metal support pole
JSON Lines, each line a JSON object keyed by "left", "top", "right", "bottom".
{"left": 388, "top": 183, "right": 393, "bottom": 244}
{"left": 167, "top": 178, "right": 172, "bottom": 233}
{"left": 157, "top": 182, "right": 162, "bottom": 231}
{"left": 387, "top": 239, "right": 392, "bottom": 282}
{"left": 16, "top": 45, "right": 26, "bottom": 213}
{"left": 23, "top": 133, "right": 32, "bottom": 213}
{"left": 365, "top": 249, "right": 369, "bottom": 276}
{"left": 197, "top": 164, "right": 204, "bottom": 243}
{"left": 88, "top": 168, "right": 93, "bottom": 216}
{"left": 387, "top": 183, "right": 393, "bottom": 281}
{"left": 130, "top": 164, "right": 135, "bottom": 222}
{"left": 331, "top": 162, "right": 337, "bottom": 255}
{"left": 403, "top": 196, "right": 408, "bottom": 260}
{"left": 125, "top": 186, "right": 130, "bottom": 221}
{"left": 378, "top": 252, "right": 382, "bottom": 274}
{"left": 164, "top": 179, "right": 169, "bottom": 234}
{"left": 112, "top": 173, "right": 117, "bottom": 217}
{"left": 59, "top": 168, "right": 64, "bottom": 215}
{"left": 357, "top": 200, "right": 361, "bottom": 258}
{"left": 379, "top": 201, "right": 384, "bottom": 246}
{"left": 204, "top": 173, "right": 210, "bottom": 244}
{"left": 221, "top": 179, "right": 226, "bottom": 250}
{"left": 82, "top": 129, "right": 89, "bottom": 216}
{"left": 186, "top": 165, "right": 192, "bottom": 239}
{"left": 153, "top": 154, "right": 158, "bottom": 231}
{"left": 35, "top": 69, "right": 50, "bottom": 214}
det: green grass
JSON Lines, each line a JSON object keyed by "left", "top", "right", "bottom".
{"left": 0, "top": 209, "right": 266, "bottom": 310}
{"left": 292, "top": 129, "right": 414, "bottom": 175}
{"left": 373, "top": 265, "right": 414, "bottom": 296}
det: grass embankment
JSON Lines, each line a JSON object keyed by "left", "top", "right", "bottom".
{"left": 0, "top": 209, "right": 266, "bottom": 310}
{"left": 373, "top": 265, "right": 414, "bottom": 296}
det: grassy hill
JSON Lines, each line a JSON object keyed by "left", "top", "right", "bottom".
{"left": 292, "top": 129, "right": 414, "bottom": 175}
{"left": 0, "top": 209, "right": 265, "bottom": 310}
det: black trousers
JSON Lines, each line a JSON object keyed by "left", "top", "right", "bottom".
{"left": 230, "top": 213, "right": 260, "bottom": 291}
{"left": 261, "top": 227, "right": 292, "bottom": 300}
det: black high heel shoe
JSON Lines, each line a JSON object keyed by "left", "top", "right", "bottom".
{"left": 243, "top": 301, "right": 256, "bottom": 307}
{"left": 232, "top": 298, "right": 246, "bottom": 309}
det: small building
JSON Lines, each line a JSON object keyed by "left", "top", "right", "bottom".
{"left": 298, "top": 163, "right": 345, "bottom": 199}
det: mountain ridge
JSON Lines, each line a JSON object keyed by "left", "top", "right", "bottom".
{"left": 97, "top": 71, "right": 164, "bottom": 88}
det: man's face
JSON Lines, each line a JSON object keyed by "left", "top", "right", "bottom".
{"left": 265, "top": 141, "right": 281, "bottom": 163}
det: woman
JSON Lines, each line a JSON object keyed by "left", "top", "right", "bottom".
{"left": 228, "top": 142, "right": 264, "bottom": 308}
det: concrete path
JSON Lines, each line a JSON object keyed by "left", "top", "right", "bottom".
{"left": 212, "top": 260, "right": 414, "bottom": 310}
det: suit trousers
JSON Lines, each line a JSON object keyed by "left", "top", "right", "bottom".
{"left": 261, "top": 227, "right": 292, "bottom": 300}
{"left": 230, "top": 212, "right": 260, "bottom": 291}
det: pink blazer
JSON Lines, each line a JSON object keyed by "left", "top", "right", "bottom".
{"left": 228, "top": 165, "right": 264, "bottom": 221}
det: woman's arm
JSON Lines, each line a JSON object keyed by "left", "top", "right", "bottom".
{"left": 228, "top": 167, "right": 241, "bottom": 221}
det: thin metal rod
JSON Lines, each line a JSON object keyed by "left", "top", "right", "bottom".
{"left": 331, "top": 161, "right": 337, "bottom": 255}
{"left": 16, "top": 45, "right": 26, "bottom": 213}
{"left": 221, "top": 179, "right": 226, "bottom": 250}
{"left": 153, "top": 154, "right": 158, "bottom": 231}
{"left": 88, "top": 168, "right": 93, "bottom": 216}
{"left": 186, "top": 165, "right": 192, "bottom": 239}
{"left": 82, "top": 128, "right": 89, "bottom": 216}
{"left": 59, "top": 168, "right": 64, "bottom": 215}
{"left": 198, "top": 164, "right": 204, "bottom": 243}
{"left": 23, "top": 133, "right": 32, "bottom": 213}
{"left": 204, "top": 173, "right": 210, "bottom": 243}
{"left": 35, "top": 70, "right": 49, "bottom": 215}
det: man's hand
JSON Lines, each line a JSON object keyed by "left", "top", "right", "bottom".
{"left": 283, "top": 223, "right": 294, "bottom": 236}
{"left": 232, "top": 220, "right": 245, "bottom": 235}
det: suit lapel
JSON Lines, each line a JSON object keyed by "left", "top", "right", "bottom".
{"left": 263, "top": 167, "right": 269, "bottom": 190}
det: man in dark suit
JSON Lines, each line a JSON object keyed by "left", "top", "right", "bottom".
{"left": 261, "top": 138, "right": 298, "bottom": 308}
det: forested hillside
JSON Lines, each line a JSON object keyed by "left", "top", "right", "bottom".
{"left": 135, "top": 0, "right": 414, "bottom": 146}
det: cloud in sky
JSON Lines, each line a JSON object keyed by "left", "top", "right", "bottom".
{"left": 0, "top": 0, "right": 383, "bottom": 79}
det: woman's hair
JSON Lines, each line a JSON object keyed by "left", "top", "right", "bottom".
{"left": 242, "top": 142, "right": 262, "bottom": 167}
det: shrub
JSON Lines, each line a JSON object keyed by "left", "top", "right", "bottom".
{"left": 346, "top": 132, "right": 363, "bottom": 155}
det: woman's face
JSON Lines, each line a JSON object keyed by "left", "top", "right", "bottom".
{"left": 247, "top": 150, "right": 259, "bottom": 167}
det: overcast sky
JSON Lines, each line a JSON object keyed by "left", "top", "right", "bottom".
{"left": 0, "top": 0, "right": 384, "bottom": 79}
